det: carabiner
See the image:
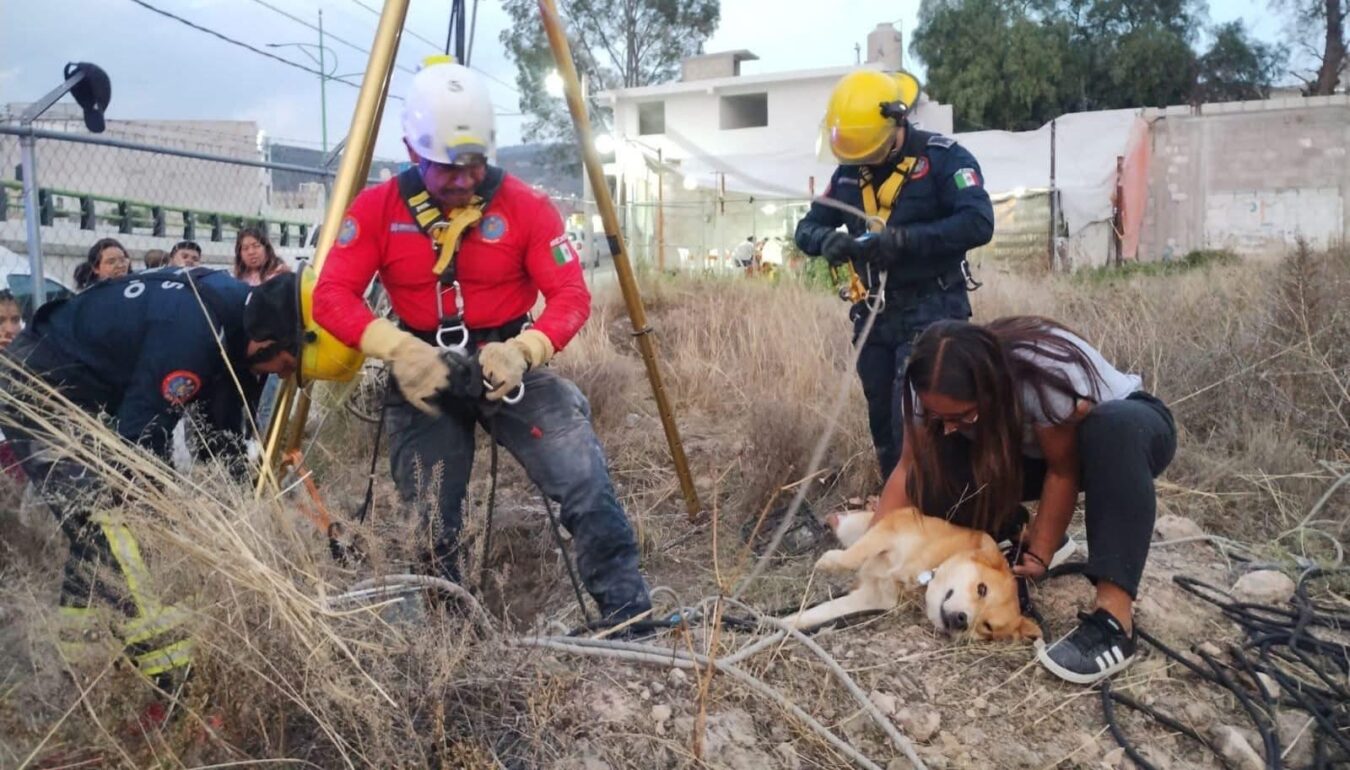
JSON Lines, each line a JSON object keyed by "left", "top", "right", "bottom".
{"left": 435, "top": 323, "right": 470, "bottom": 355}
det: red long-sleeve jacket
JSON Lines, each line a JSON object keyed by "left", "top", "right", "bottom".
{"left": 313, "top": 172, "right": 590, "bottom": 351}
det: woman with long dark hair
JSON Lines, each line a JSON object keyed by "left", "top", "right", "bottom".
{"left": 233, "top": 226, "right": 289, "bottom": 286}
{"left": 876, "top": 316, "right": 1176, "bottom": 684}
{"left": 76, "top": 237, "right": 130, "bottom": 289}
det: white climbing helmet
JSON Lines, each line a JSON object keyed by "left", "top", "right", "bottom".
{"left": 401, "top": 55, "right": 496, "bottom": 165}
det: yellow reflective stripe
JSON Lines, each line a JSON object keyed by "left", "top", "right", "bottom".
{"left": 123, "top": 605, "right": 192, "bottom": 646}
{"left": 415, "top": 208, "right": 442, "bottom": 228}
{"left": 96, "top": 519, "right": 160, "bottom": 618}
{"left": 134, "top": 639, "right": 194, "bottom": 676}
{"left": 408, "top": 189, "right": 431, "bottom": 207}
{"left": 58, "top": 605, "right": 94, "bottom": 619}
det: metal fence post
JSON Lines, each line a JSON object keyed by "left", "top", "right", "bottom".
{"left": 19, "top": 133, "right": 47, "bottom": 304}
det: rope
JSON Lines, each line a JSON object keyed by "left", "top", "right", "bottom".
{"left": 1100, "top": 568, "right": 1350, "bottom": 768}
{"left": 731, "top": 271, "right": 890, "bottom": 601}
{"left": 514, "top": 636, "right": 887, "bottom": 770}
{"left": 354, "top": 399, "right": 387, "bottom": 524}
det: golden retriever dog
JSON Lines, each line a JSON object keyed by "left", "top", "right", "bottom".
{"left": 782, "top": 508, "right": 1041, "bottom": 641}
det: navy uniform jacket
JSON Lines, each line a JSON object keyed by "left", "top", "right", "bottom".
{"left": 5, "top": 268, "right": 255, "bottom": 458}
{"left": 795, "top": 126, "right": 995, "bottom": 287}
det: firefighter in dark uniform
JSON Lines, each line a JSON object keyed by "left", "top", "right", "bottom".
{"left": 0, "top": 267, "right": 301, "bottom": 684}
{"left": 795, "top": 70, "right": 995, "bottom": 479}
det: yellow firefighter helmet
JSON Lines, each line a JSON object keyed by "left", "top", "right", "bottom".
{"left": 819, "top": 69, "right": 923, "bottom": 165}
{"left": 298, "top": 261, "right": 364, "bottom": 384}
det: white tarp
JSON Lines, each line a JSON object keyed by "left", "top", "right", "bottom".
{"left": 956, "top": 109, "right": 1140, "bottom": 236}
{"left": 667, "top": 108, "right": 1141, "bottom": 237}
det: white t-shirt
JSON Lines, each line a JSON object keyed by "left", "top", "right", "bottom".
{"left": 1014, "top": 328, "right": 1141, "bottom": 457}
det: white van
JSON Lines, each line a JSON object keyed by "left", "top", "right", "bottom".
{"left": 0, "top": 246, "right": 75, "bottom": 322}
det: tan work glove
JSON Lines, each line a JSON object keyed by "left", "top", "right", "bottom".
{"left": 359, "top": 318, "right": 449, "bottom": 415}
{"left": 479, "top": 329, "right": 554, "bottom": 401}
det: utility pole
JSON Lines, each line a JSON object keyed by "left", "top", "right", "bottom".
{"left": 657, "top": 146, "right": 665, "bottom": 272}
{"left": 318, "top": 9, "right": 328, "bottom": 156}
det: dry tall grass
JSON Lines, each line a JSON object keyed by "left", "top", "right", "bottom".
{"left": 0, "top": 245, "right": 1345, "bottom": 767}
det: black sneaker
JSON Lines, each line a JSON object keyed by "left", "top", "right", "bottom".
{"left": 1036, "top": 608, "right": 1137, "bottom": 684}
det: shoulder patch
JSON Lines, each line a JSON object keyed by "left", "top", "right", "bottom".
{"left": 161, "top": 370, "right": 202, "bottom": 406}
{"left": 927, "top": 135, "right": 956, "bottom": 149}
{"left": 336, "top": 216, "right": 359, "bottom": 247}
{"left": 953, "top": 168, "right": 982, "bottom": 190}
{"left": 480, "top": 213, "right": 509, "bottom": 243}
{"left": 548, "top": 234, "right": 579, "bottom": 266}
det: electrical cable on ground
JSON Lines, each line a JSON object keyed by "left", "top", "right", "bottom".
{"left": 1099, "top": 567, "right": 1349, "bottom": 769}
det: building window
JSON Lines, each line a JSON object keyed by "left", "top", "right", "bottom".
{"left": 638, "top": 102, "right": 665, "bottom": 135}
{"left": 720, "top": 93, "right": 768, "bottom": 130}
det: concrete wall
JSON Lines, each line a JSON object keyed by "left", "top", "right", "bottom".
{"left": 1140, "top": 96, "right": 1350, "bottom": 261}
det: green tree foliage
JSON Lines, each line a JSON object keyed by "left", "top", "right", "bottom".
{"left": 1196, "top": 21, "right": 1288, "bottom": 101}
{"left": 913, "top": 0, "right": 1288, "bottom": 131}
{"left": 500, "top": 0, "right": 720, "bottom": 145}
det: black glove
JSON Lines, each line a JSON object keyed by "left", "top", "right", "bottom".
{"left": 434, "top": 348, "right": 486, "bottom": 407}
{"left": 859, "top": 227, "right": 906, "bottom": 269}
{"left": 820, "top": 230, "right": 862, "bottom": 267}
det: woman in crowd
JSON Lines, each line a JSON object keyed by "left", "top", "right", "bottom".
{"left": 876, "top": 316, "right": 1176, "bottom": 684}
{"left": 232, "top": 227, "right": 289, "bottom": 286}
{"left": 75, "top": 237, "right": 130, "bottom": 290}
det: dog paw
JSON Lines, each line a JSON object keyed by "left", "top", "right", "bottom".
{"left": 815, "top": 550, "right": 849, "bottom": 572}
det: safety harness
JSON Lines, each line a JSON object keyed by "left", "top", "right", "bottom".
{"left": 394, "top": 165, "right": 514, "bottom": 356}
{"left": 832, "top": 156, "right": 916, "bottom": 304}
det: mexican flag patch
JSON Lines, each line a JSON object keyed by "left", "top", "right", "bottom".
{"left": 550, "top": 235, "right": 579, "bottom": 266}
{"left": 953, "top": 168, "right": 981, "bottom": 189}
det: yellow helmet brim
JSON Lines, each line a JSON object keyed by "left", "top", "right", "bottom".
{"left": 298, "top": 262, "right": 364, "bottom": 384}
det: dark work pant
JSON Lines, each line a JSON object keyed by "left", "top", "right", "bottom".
{"left": 385, "top": 367, "right": 651, "bottom": 622}
{"left": 854, "top": 287, "right": 972, "bottom": 479}
{"left": 7, "top": 430, "right": 131, "bottom": 611}
{"left": 915, "top": 392, "right": 1177, "bottom": 598}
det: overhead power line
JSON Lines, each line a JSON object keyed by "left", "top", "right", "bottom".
{"left": 346, "top": 0, "right": 442, "bottom": 50}
{"left": 125, "top": 0, "right": 519, "bottom": 115}
{"left": 123, "top": 0, "right": 405, "bottom": 102}
{"left": 344, "top": 0, "right": 522, "bottom": 96}
{"left": 243, "top": 0, "right": 416, "bottom": 75}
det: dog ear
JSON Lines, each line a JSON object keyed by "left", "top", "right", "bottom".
{"left": 970, "top": 546, "right": 1008, "bottom": 571}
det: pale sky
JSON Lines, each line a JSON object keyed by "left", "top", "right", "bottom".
{"left": 1, "top": 0, "right": 1290, "bottom": 161}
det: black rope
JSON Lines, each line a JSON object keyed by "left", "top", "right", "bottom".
{"left": 478, "top": 417, "right": 500, "bottom": 593}
{"left": 354, "top": 398, "right": 388, "bottom": 524}
{"left": 541, "top": 492, "right": 593, "bottom": 624}
{"left": 1099, "top": 567, "right": 1350, "bottom": 767}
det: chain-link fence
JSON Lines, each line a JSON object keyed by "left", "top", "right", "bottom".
{"left": 609, "top": 176, "right": 1062, "bottom": 280}
{"left": 0, "top": 113, "right": 405, "bottom": 306}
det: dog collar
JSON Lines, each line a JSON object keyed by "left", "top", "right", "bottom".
{"left": 917, "top": 570, "right": 935, "bottom": 586}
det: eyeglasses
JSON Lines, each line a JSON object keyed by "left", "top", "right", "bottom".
{"left": 925, "top": 409, "right": 979, "bottom": 432}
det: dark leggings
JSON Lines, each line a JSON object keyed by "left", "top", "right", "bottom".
{"left": 917, "top": 392, "right": 1176, "bottom": 598}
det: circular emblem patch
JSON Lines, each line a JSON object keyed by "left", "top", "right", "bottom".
{"left": 337, "top": 216, "right": 359, "bottom": 247}
{"left": 480, "top": 214, "right": 508, "bottom": 242}
{"left": 910, "top": 157, "right": 931, "bottom": 180}
{"left": 161, "top": 370, "right": 202, "bottom": 405}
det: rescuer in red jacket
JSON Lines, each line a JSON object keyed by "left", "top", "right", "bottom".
{"left": 313, "top": 58, "right": 650, "bottom": 625}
